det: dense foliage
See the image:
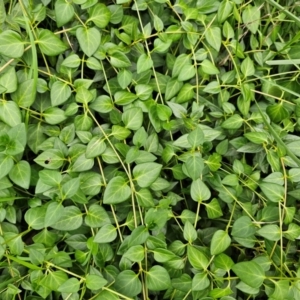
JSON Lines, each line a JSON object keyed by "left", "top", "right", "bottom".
{"left": 1, "top": 0, "right": 300, "bottom": 299}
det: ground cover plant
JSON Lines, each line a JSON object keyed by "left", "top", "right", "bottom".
{"left": 1, "top": 0, "right": 300, "bottom": 299}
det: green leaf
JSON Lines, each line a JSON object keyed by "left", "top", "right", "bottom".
{"left": 76, "top": 26, "right": 101, "bottom": 57}
{"left": 102, "top": 146, "right": 120, "bottom": 163}
{"left": 114, "top": 270, "right": 142, "bottom": 297}
{"left": 232, "top": 261, "right": 265, "bottom": 288}
{"left": 123, "top": 245, "right": 145, "bottom": 262}
{"left": 205, "top": 198, "right": 223, "bottom": 219}
{"left": 128, "top": 225, "right": 149, "bottom": 247}
{"left": 222, "top": 114, "right": 244, "bottom": 129}
{"left": 108, "top": 5, "right": 123, "bottom": 24}
{"left": 203, "top": 81, "right": 221, "bottom": 94}
{"left": 236, "top": 281, "right": 259, "bottom": 295}
{"left": 156, "top": 104, "right": 172, "bottom": 121}
{"left": 88, "top": 3, "right": 111, "bottom": 28}
{"left": 205, "top": 27, "right": 221, "bottom": 51}
{"left": 59, "top": 123, "right": 75, "bottom": 144}
{"left": 152, "top": 248, "right": 177, "bottom": 262}
{"left": 0, "top": 154, "right": 14, "bottom": 180}
{"left": 38, "top": 29, "right": 68, "bottom": 56}
{"left": 288, "top": 168, "right": 300, "bottom": 183}
{"left": 209, "top": 287, "right": 233, "bottom": 298}
{"left": 154, "top": 39, "right": 171, "bottom": 55}
{"left": 133, "top": 127, "right": 147, "bottom": 147}
{"left": 71, "top": 153, "right": 94, "bottom": 172}
{"left": 135, "top": 84, "right": 153, "bottom": 100}
{"left": 6, "top": 206, "right": 16, "bottom": 223}
{"left": 214, "top": 253, "right": 234, "bottom": 271}
{"left": 44, "top": 107, "right": 67, "bottom": 125}
{"left": 147, "top": 265, "right": 171, "bottom": 291}
{"left": 8, "top": 161, "right": 30, "bottom": 189}
{"left": 271, "top": 280, "right": 290, "bottom": 299}
{"left": 187, "top": 245, "right": 209, "bottom": 270}
{"left": 95, "top": 290, "right": 119, "bottom": 300}
{"left": 165, "top": 78, "right": 183, "bottom": 101}
{"left": 86, "top": 136, "right": 106, "bottom": 158}
{"left": 86, "top": 56, "right": 101, "bottom": 69}
{"left": 86, "top": 274, "right": 107, "bottom": 290}
{"left": 39, "top": 170, "right": 62, "bottom": 187}
{"left": 44, "top": 202, "right": 64, "bottom": 227}
{"left": 241, "top": 56, "right": 255, "bottom": 77}
{"left": 260, "top": 182, "right": 284, "bottom": 202}
{"left": 24, "top": 206, "right": 46, "bottom": 230}
{"left": 194, "top": 48, "right": 207, "bottom": 60}
{"left": 94, "top": 224, "right": 117, "bottom": 243}
{"left": 244, "top": 132, "right": 268, "bottom": 144}
{"left": 137, "top": 54, "right": 153, "bottom": 74}
{"left": 85, "top": 204, "right": 110, "bottom": 228}
{"left": 242, "top": 5, "right": 260, "bottom": 34}
{"left": 0, "top": 101, "right": 22, "bottom": 127}
{"left": 28, "top": 123, "right": 46, "bottom": 154}
{"left": 122, "top": 107, "right": 143, "bottom": 130}
{"left": 109, "top": 51, "right": 131, "bottom": 68}
{"left": 62, "top": 178, "right": 80, "bottom": 199}
{"left": 184, "top": 155, "right": 204, "bottom": 180}
{"left": 0, "top": 67, "right": 17, "bottom": 93}
{"left": 192, "top": 272, "right": 210, "bottom": 291}
{"left": 210, "top": 230, "right": 231, "bottom": 255}
{"left": 145, "top": 208, "right": 168, "bottom": 230}
{"left": 103, "top": 176, "right": 131, "bottom": 204}
{"left": 201, "top": 59, "right": 220, "bottom": 75}
{"left": 266, "top": 104, "right": 289, "bottom": 123}
{"left": 172, "top": 274, "right": 192, "bottom": 292}
{"left": 0, "top": 30, "right": 24, "bottom": 58}
{"left": 286, "top": 140, "right": 300, "bottom": 158}
{"left": 58, "top": 278, "right": 80, "bottom": 293}
{"left": 141, "top": 135, "right": 159, "bottom": 154}
{"left": 257, "top": 224, "right": 281, "bottom": 241}
{"left": 188, "top": 126, "right": 205, "bottom": 147}
{"left": 135, "top": 188, "right": 155, "bottom": 208}
{"left": 218, "top": 0, "right": 233, "bottom": 23}
{"left": 153, "top": 14, "right": 164, "bottom": 31}
{"left": 223, "top": 20, "right": 234, "bottom": 39}
{"left": 172, "top": 54, "right": 190, "bottom": 77}
{"left": 111, "top": 125, "right": 131, "bottom": 140}
{"left": 133, "top": 162, "right": 162, "bottom": 188}
{"left": 90, "top": 95, "right": 114, "bottom": 113}
{"left": 232, "top": 216, "right": 256, "bottom": 238}
{"left": 191, "top": 178, "right": 211, "bottom": 202}
{"left": 4, "top": 232, "right": 23, "bottom": 255}
{"left": 4, "top": 137, "right": 24, "bottom": 156}
{"left": 11, "top": 79, "right": 35, "bottom": 107}
{"left": 74, "top": 83, "right": 93, "bottom": 101}
{"left": 114, "top": 91, "right": 138, "bottom": 105}
{"left": 178, "top": 64, "right": 196, "bottom": 81}
{"left": 51, "top": 206, "right": 83, "bottom": 231}
{"left": 50, "top": 81, "right": 71, "bottom": 106}
{"left": 8, "top": 123, "right": 26, "bottom": 148}
{"left": 284, "top": 223, "right": 300, "bottom": 241}
{"left": 55, "top": 0, "right": 75, "bottom": 27}
{"left": 117, "top": 69, "right": 132, "bottom": 89}
{"left": 183, "top": 221, "right": 197, "bottom": 243}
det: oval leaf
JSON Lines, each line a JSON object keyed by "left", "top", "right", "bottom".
{"left": 210, "top": 230, "right": 231, "bottom": 255}
{"left": 133, "top": 162, "right": 162, "bottom": 188}
{"left": 232, "top": 261, "right": 265, "bottom": 288}
{"left": 103, "top": 176, "right": 131, "bottom": 204}
{"left": 147, "top": 266, "right": 171, "bottom": 291}
{"left": 76, "top": 26, "right": 101, "bottom": 57}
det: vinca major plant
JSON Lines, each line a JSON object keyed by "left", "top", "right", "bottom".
{"left": 1, "top": 0, "right": 300, "bottom": 299}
